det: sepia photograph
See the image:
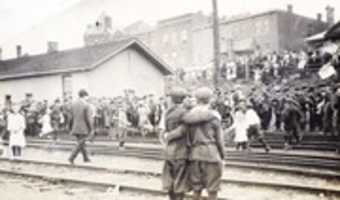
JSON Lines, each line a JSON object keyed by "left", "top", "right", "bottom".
{"left": 0, "top": 0, "right": 340, "bottom": 199}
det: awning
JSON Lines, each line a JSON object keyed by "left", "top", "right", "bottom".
{"left": 325, "top": 21, "right": 340, "bottom": 40}
{"left": 304, "top": 31, "right": 326, "bottom": 43}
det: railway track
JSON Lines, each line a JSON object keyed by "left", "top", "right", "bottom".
{"left": 29, "top": 133, "right": 340, "bottom": 151}
{"left": 0, "top": 157, "right": 339, "bottom": 199}
{"left": 27, "top": 139, "right": 340, "bottom": 172}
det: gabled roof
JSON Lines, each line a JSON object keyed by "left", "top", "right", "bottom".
{"left": 325, "top": 21, "right": 340, "bottom": 40}
{"left": 0, "top": 38, "right": 173, "bottom": 81}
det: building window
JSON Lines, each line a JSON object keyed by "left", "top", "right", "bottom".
{"left": 62, "top": 74, "right": 73, "bottom": 100}
{"left": 181, "top": 30, "right": 188, "bottom": 42}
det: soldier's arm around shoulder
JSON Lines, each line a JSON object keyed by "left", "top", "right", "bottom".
{"left": 165, "top": 124, "right": 187, "bottom": 142}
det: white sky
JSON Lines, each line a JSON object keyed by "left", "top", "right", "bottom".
{"left": 0, "top": 0, "right": 339, "bottom": 57}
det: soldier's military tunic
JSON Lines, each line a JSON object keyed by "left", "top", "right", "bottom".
{"left": 162, "top": 104, "right": 190, "bottom": 194}
{"left": 182, "top": 104, "right": 225, "bottom": 192}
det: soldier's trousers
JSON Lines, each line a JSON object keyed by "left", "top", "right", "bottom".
{"left": 247, "top": 125, "right": 270, "bottom": 150}
{"left": 162, "top": 159, "right": 190, "bottom": 196}
{"left": 284, "top": 126, "right": 300, "bottom": 145}
{"left": 69, "top": 134, "right": 90, "bottom": 162}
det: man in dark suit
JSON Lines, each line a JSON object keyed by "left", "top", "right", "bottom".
{"left": 68, "top": 89, "right": 94, "bottom": 164}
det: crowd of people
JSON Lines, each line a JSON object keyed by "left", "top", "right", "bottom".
{"left": 0, "top": 91, "right": 166, "bottom": 158}
{"left": 175, "top": 49, "right": 335, "bottom": 88}
{"left": 1, "top": 73, "right": 340, "bottom": 159}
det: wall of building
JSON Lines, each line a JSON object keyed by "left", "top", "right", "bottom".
{"left": 87, "top": 48, "right": 165, "bottom": 97}
{"left": 192, "top": 26, "right": 213, "bottom": 68}
{"left": 0, "top": 74, "right": 63, "bottom": 102}
{"left": 71, "top": 72, "right": 90, "bottom": 98}
{"left": 146, "top": 17, "right": 194, "bottom": 69}
{"left": 277, "top": 11, "right": 328, "bottom": 51}
{"left": 191, "top": 12, "right": 280, "bottom": 69}
{"left": 219, "top": 12, "right": 280, "bottom": 54}
{"left": 135, "top": 12, "right": 209, "bottom": 69}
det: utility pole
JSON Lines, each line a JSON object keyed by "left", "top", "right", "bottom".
{"left": 212, "top": 0, "right": 221, "bottom": 88}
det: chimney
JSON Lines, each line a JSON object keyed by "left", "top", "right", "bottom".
{"left": 47, "top": 41, "right": 58, "bottom": 53}
{"left": 317, "top": 13, "right": 322, "bottom": 22}
{"left": 287, "top": 4, "right": 293, "bottom": 14}
{"left": 104, "top": 15, "right": 112, "bottom": 30}
{"left": 326, "top": 6, "right": 335, "bottom": 26}
{"left": 16, "top": 45, "right": 22, "bottom": 58}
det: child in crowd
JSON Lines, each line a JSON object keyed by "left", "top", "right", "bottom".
{"left": 7, "top": 103, "right": 26, "bottom": 159}
{"left": 116, "top": 104, "right": 129, "bottom": 150}
{"left": 39, "top": 108, "right": 53, "bottom": 138}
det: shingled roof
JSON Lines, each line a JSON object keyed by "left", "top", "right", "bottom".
{"left": 325, "top": 21, "right": 340, "bottom": 40}
{"left": 0, "top": 38, "right": 173, "bottom": 80}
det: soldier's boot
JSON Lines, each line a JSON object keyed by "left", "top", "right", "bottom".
{"left": 192, "top": 191, "right": 202, "bottom": 200}
{"left": 168, "top": 191, "right": 176, "bottom": 200}
{"left": 208, "top": 191, "right": 218, "bottom": 200}
{"left": 259, "top": 138, "right": 271, "bottom": 153}
{"left": 175, "top": 193, "right": 184, "bottom": 200}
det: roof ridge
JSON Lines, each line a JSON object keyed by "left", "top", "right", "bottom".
{"left": 1, "top": 38, "right": 137, "bottom": 62}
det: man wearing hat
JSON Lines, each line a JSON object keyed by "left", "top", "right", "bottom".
{"left": 282, "top": 98, "right": 304, "bottom": 150}
{"left": 181, "top": 87, "right": 225, "bottom": 200}
{"left": 68, "top": 89, "right": 94, "bottom": 164}
{"left": 161, "top": 87, "right": 190, "bottom": 200}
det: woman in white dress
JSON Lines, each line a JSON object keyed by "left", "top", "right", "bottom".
{"left": 226, "top": 99, "right": 249, "bottom": 151}
{"left": 7, "top": 103, "right": 26, "bottom": 159}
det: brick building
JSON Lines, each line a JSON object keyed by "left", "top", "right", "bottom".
{"left": 193, "top": 5, "right": 331, "bottom": 69}
{"left": 83, "top": 5, "right": 333, "bottom": 70}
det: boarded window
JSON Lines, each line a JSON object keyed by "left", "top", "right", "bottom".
{"left": 62, "top": 74, "right": 73, "bottom": 100}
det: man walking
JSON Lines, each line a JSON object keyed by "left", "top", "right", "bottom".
{"left": 282, "top": 98, "right": 304, "bottom": 150}
{"left": 68, "top": 89, "right": 94, "bottom": 164}
{"left": 244, "top": 99, "right": 271, "bottom": 153}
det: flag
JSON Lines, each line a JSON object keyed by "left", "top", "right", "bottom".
{"left": 318, "top": 63, "right": 336, "bottom": 79}
{"left": 319, "top": 42, "right": 340, "bottom": 79}
{"left": 321, "top": 42, "right": 339, "bottom": 55}
{"left": 298, "top": 59, "right": 307, "bottom": 69}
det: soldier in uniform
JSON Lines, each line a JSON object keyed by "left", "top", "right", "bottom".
{"left": 161, "top": 87, "right": 190, "bottom": 200}
{"left": 181, "top": 87, "right": 225, "bottom": 200}
{"left": 282, "top": 98, "right": 304, "bottom": 150}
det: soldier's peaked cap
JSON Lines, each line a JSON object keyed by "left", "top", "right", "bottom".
{"left": 169, "top": 87, "right": 187, "bottom": 98}
{"left": 195, "top": 87, "right": 213, "bottom": 101}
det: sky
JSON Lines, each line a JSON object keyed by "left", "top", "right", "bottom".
{"left": 0, "top": 0, "right": 339, "bottom": 58}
